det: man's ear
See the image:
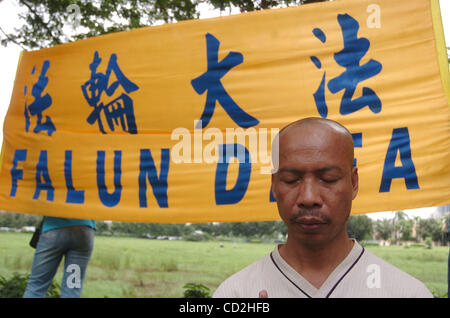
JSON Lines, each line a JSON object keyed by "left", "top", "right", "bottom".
{"left": 351, "top": 166, "right": 359, "bottom": 200}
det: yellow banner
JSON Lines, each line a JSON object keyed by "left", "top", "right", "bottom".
{"left": 0, "top": 0, "right": 449, "bottom": 223}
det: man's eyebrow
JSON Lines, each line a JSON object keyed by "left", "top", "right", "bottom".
{"left": 277, "top": 166, "right": 343, "bottom": 174}
{"left": 316, "top": 166, "right": 343, "bottom": 173}
{"left": 278, "top": 168, "right": 301, "bottom": 174}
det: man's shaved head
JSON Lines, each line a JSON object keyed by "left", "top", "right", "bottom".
{"left": 278, "top": 117, "right": 353, "bottom": 140}
{"left": 275, "top": 117, "right": 355, "bottom": 170}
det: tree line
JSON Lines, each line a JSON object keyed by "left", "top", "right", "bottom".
{"left": 100, "top": 219, "right": 287, "bottom": 241}
{"left": 346, "top": 212, "right": 450, "bottom": 245}
{"left": 0, "top": 211, "right": 286, "bottom": 241}
{"left": 1, "top": 210, "right": 448, "bottom": 244}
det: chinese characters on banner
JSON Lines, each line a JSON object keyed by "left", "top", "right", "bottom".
{"left": 0, "top": 0, "right": 449, "bottom": 223}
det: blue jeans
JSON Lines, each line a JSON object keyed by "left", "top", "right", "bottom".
{"left": 23, "top": 226, "right": 94, "bottom": 298}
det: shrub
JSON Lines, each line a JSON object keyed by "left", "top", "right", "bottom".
{"left": 183, "top": 283, "right": 211, "bottom": 298}
{"left": 424, "top": 237, "right": 433, "bottom": 249}
{"left": 0, "top": 272, "right": 60, "bottom": 298}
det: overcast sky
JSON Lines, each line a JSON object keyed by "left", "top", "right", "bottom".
{"left": 0, "top": 1, "right": 448, "bottom": 220}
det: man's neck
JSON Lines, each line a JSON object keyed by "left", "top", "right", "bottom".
{"left": 278, "top": 233, "right": 354, "bottom": 289}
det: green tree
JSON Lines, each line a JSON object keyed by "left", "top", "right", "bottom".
{"left": 346, "top": 215, "right": 373, "bottom": 241}
{"left": 95, "top": 220, "right": 109, "bottom": 233}
{"left": 397, "top": 218, "right": 414, "bottom": 241}
{"left": 392, "top": 211, "right": 407, "bottom": 243}
{"left": 0, "top": 212, "right": 41, "bottom": 228}
{"left": 444, "top": 213, "right": 450, "bottom": 242}
{"left": 1, "top": 0, "right": 328, "bottom": 50}
{"left": 375, "top": 218, "right": 393, "bottom": 241}
{"left": 416, "top": 217, "right": 445, "bottom": 244}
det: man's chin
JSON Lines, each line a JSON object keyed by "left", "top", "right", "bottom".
{"left": 289, "top": 230, "right": 329, "bottom": 246}
{"left": 288, "top": 225, "right": 349, "bottom": 248}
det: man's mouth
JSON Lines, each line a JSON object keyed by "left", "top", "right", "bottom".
{"left": 294, "top": 217, "right": 329, "bottom": 231}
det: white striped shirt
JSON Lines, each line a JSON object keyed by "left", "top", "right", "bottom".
{"left": 213, "top": 241, "right": 433, "bottom": 298}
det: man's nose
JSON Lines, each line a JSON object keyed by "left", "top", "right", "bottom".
{"left": 296, "top": 178, "right": 323, "bottom": 208}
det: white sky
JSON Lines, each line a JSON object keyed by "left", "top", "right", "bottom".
{"left": 0, "top": 1, "right": 448, "bottom": 220}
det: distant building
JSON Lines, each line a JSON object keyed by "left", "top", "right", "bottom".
{"left": 436, "top": 204, "right": 450, "bottom": 214}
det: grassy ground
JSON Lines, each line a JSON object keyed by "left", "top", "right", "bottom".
{"left": 0, "top": 232, "right": 448, "bottom": 297}
{"left": 363, "top": 245, "right": 448, "bottom": 297}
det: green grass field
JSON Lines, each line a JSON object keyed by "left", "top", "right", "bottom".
{"left": 0, "top": 232, "right": 448, "bottom": 297}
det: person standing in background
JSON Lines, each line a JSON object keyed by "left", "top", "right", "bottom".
{"left": 23, "top": 217, "right": 95, "bottom": 298}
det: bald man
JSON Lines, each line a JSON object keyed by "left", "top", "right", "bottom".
{"left": 213, "top": 118, "right": 432, "bottom": 298}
